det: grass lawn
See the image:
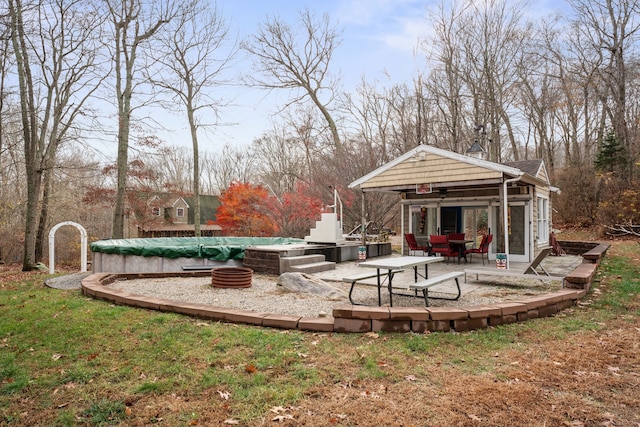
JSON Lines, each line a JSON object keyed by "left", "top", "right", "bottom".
{"left": 1, "top": 240, "right": 639, "bottom": 426}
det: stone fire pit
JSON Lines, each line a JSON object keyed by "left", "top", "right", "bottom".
{"left": 211, "top": 267, "right": 253, "bottom": 288}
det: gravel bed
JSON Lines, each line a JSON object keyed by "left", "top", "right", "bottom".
{"left": 109, "top": 274, "right": 339, "bottom": 318}
{"left": 45, "top": 272, "right": 93, "bottom": 290}
{"left": 109, "top": 273, "right": 563, "bottom": 318}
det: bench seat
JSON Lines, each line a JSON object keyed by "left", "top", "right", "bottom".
{"left": 582, "top": 243, "right": 610, "bottom": 263}
{"left": 409, "top": 271, "right": 464, "bottom": 306}
{"left": 343, "top": 269, "right": 404, "bottom": 306}
{"left": 563, "top": 263, "right": 597, "bottom": 289}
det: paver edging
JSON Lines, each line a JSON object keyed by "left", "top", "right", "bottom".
{"left": 81, "top": 250, "right": 602, "bottom": 333}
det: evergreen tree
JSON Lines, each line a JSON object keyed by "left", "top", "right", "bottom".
{"left": 594, "top": 129, "right": 627, "bottom": 175}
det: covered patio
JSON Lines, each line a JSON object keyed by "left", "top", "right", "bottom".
{"left": 349, "top": 144, "right": 560, "bottom": 268}
{"left": 315, "top": 248, "right": 582, "bottom": 308}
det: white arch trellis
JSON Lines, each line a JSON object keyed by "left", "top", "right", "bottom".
{"left": 48, "top": 221, "right": 88, "bottom": 274}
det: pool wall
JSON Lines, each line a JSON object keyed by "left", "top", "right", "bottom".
{"left": 92, "top": 251, "right": 243, "bottom": 273}
{"left": 91, "top": 239, "right": 391, "bottom": 274}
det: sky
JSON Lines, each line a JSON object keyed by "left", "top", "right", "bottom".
{"left": 149, "top": 0, "right": 433, "bottom": 154}
{"left": 92, "top": 0, "right": 566, "bottom": 158}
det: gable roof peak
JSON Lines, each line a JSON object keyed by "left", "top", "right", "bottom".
{"left": 349, "top": 144, "right": 524, "bottom": 189}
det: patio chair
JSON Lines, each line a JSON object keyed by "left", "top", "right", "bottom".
{"left": 429, "top": 235, "right": 458, "bottom": 262}
{"left": 404, "top": 233, "right": 429, "bottom": 256}
{"left": 464, "top": 234, "right": 493, "bottom": 265}
{"left": 550, "top": 232, "right": 566, "bottom": 256}
{"left": 447, "top": 233, "right": 466, "bottom": 241}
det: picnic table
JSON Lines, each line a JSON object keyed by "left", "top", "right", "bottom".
{"left": 344, "top": 256, "right": 444, "bottom": 306}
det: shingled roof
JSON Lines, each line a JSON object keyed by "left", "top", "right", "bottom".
{"left": 502, "top": 159, "right": 543, "bottom": 179}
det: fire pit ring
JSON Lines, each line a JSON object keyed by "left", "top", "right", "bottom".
{"left": 211, "top": 267, "right": 253, "bottom": 289}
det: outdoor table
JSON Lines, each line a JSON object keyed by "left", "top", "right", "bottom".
{"left": 448, "top": 239, "right": 473, "bottom": 264}
{"left": 357, "top": 256, "right": 444, "bottom": 306}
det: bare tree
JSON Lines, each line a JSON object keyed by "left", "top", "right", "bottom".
{"left": 144, "top": 144, "right": 194, "bottom": 192}
{"left": 282, "top": 105, "right": 327, "bottom": 174}
{"left": 8, "top": 0, "right": 105, "bottom": 270}
{"left": 423, "top": 0, "right": 469, "bottom": 153}
{"left": 252, "top": 126, "right": 305, "bottom": 195}
{"left": 243, "top": 8, "right": 343, "bottom": 152}
{"left": 422, "top": 0, "right": 531, "bottom": 160}
{"left": 389, "top": 79, "right": 431, "bottom": 153}
{"left": 0, "top": 103, "right": 24, "bottom": 264}
{"left": 200, "top": 143, "right": 255, "bottom": 194}
{"left": 568, "top": 0, "right": 640, "bottom": 180}
{"left": 105, "top": 0, "right": 177, "bottom": 239}
{"left": 523, "top": 17, "right": 604, "bottom": 169}
{"left": 0, "top": 15, "right": 14, "bottom": 162}
{"left": 150, "top": 0, "right": 235, "bottom": 236}
{"left": 342, "top": 78, "right": 395, "bottom": 163}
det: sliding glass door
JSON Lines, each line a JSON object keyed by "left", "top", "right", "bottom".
{"left": 492, "top": 202, "right": 529, "bottom": 262}
{"left": 462, "top": 207, "right": 489, "bottom": 248}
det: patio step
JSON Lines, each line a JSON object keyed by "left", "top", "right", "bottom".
{"left": 288, "top": 261, "right": 336, "bottom": 274}
{"left": 280, "top": 254, "right": 326, "bottom": 269}
{"left": 280, "top": 254, "right": 336, "bottom": 274}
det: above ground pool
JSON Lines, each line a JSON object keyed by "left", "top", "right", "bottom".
{"left": 90, "top": 236, "right": 306, "bottom": 273}
{"left": 90, "top": 236, "right": 305, "bottom": 260}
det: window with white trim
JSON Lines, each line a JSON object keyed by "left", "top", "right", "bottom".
{"left": 176, "top": 207, "right": 185, "bottom": 217}
{"left": 537, "top": 197, "right": 549, "bottom": 244}
{"left": 152, "top": 207, "right": 161, "bottom": 217}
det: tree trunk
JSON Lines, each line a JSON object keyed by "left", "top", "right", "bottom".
{"left": 22, "top": 170, "right": 42, "bottom": 270}
{"left": 187, "top": 103, "right": 201, "bottom": 237}
{"left": 10, "top": 0, "right": 41, "bottom": 271}
{"left": 34, "top": 167, "right": 53, "bottom": 262}
{"left": 309, "top": 90, "right": 341, "bottom": 152}
{"left": 112, "top": 116, "right": 129, "bottom": 239}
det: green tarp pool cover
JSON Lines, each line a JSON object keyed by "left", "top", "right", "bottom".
{"left": 90, "top": 237, "right": 305, "bottom": 261}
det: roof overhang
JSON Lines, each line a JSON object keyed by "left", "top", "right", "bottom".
{"left": 360, "top": 177, "right": 507, "bottom": 193}
{"left": 349, "top": 144, "right": 526, "bottom": 190}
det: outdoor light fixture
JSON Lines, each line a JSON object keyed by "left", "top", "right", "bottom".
{"left": 411, "top": 152, "right": 426, "bottom": 162}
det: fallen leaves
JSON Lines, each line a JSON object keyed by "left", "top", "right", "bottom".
{"left": 573, "top": 370, "right": 601, "bottom": 377}
{"left": 468, "top": 413, "right": 482, "bottom": 422}
{"left": 329, "top": 414, "right": 348, "bottom": 423}
{"left": 608, "top": 366, "right": 621, "bottom": 376}
{"left": 270, "top": 406, "right": 298, "bottom": 422}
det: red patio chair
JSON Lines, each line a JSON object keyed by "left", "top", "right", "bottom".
{"left": 404, "top": 233, "right": 429, "bottom": 256}
{"left": 429, "top": 235, "right": 458, "bottom": 262}
{"left": 447, "top": 233, "right": 465, "bottom": 241}
{"left": 465, "top": 234, "right": 492, "bottom": 265}
{"left": 550, "top": 232, "right": 566, "bottom": 256}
